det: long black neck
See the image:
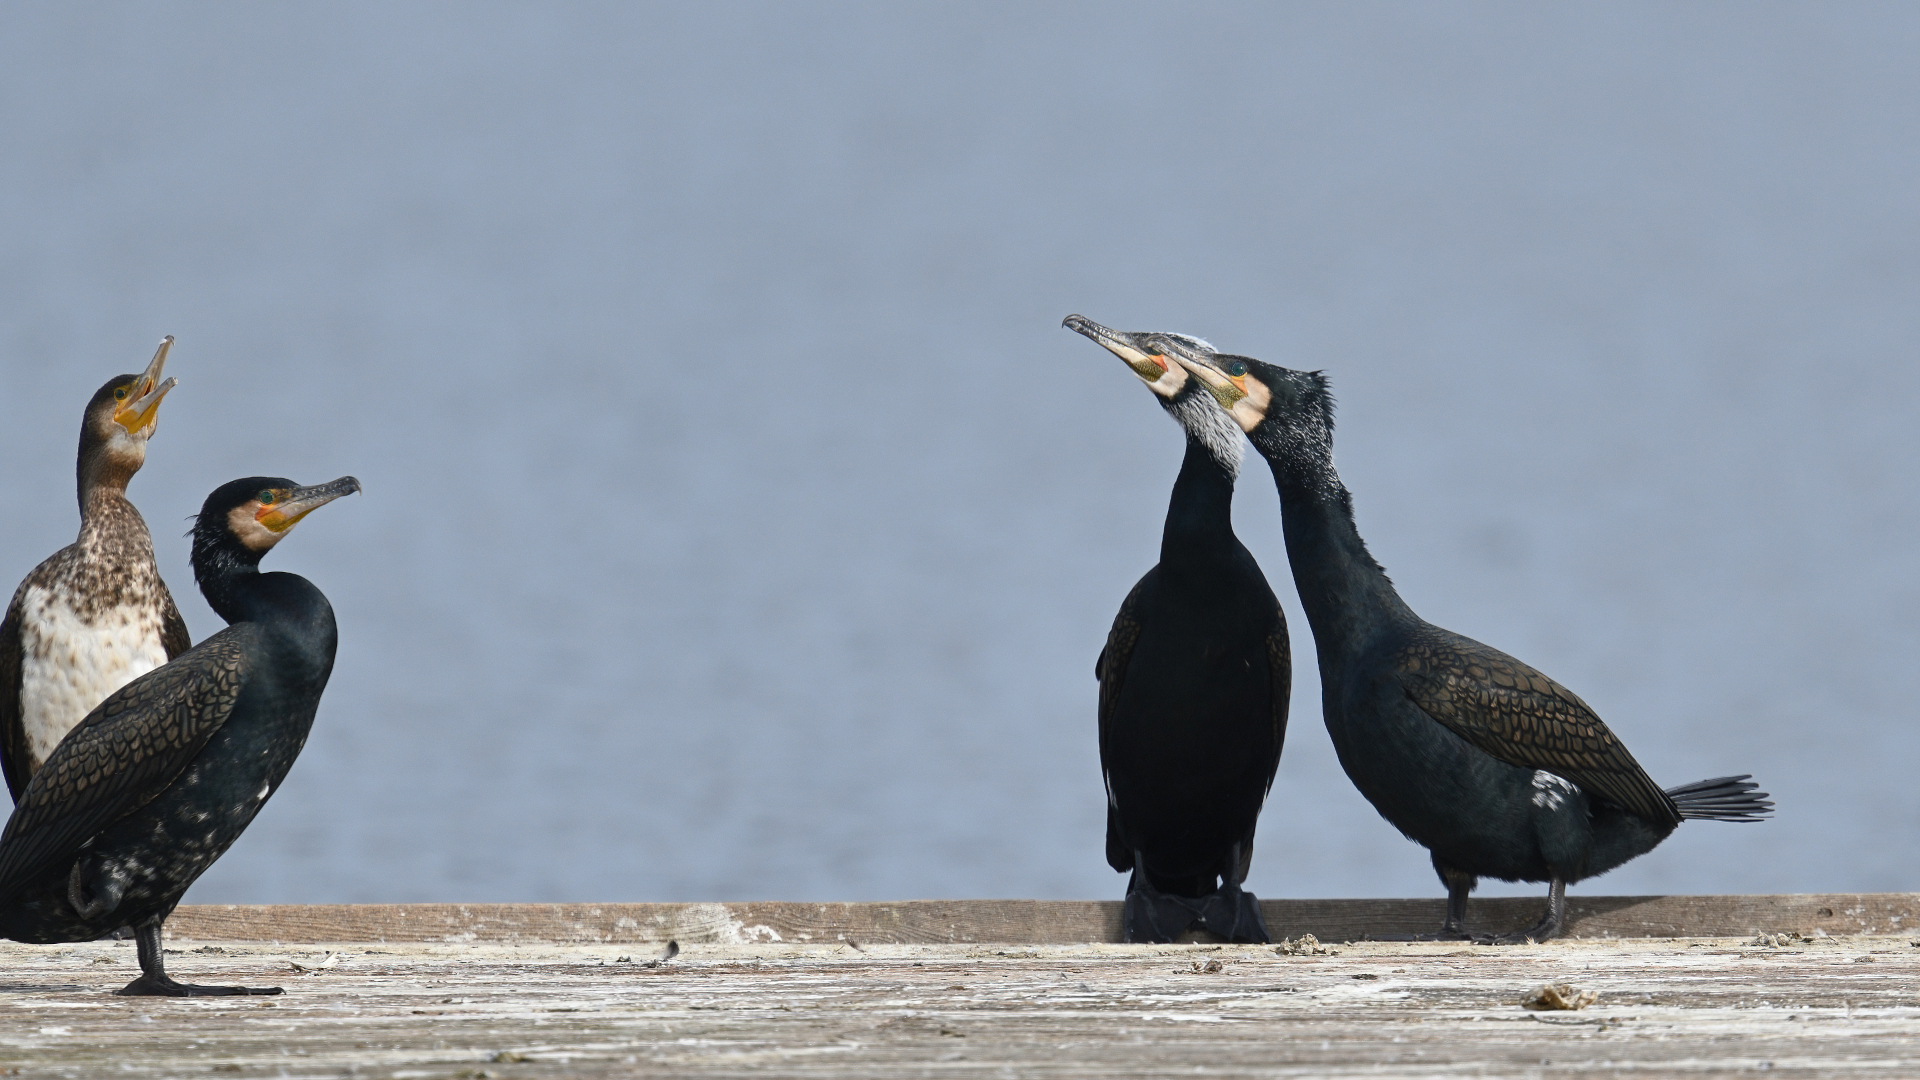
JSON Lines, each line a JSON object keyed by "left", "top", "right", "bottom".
{"left": 1264, "top": 446, "right": 1415, "bottom": 656}
{"left": 195, "top": 550, "right": 338, "bottom": 682}
{"left": 1160, "top": 434, "right": 1239, "bottom": 567}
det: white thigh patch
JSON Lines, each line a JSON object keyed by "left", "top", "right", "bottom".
{"left": 1530, "top": 770, "right": 1579, "bottom": 811}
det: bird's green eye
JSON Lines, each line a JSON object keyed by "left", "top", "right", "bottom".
{"left": 1227, "top": 361, "right": 1247, "bottom": 377}
{"left": 258, "top": 490, "right": 277, "bottom": 504}
{"left": 113, "top": 387, "right": 129, "bottom": 401}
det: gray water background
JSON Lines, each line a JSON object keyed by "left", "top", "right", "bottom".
{"left": 0, "top": 4, "right": 1915, "bottom": 904}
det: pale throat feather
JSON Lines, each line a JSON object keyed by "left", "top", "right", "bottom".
{"left": 1166, "top": 389, "right": 1245, "bottom": 477}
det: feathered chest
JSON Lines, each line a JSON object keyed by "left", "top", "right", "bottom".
{"left": 14, "top": 542, "right": 173, "bottom": 773}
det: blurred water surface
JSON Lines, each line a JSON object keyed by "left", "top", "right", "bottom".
{"left": 0, "top": 4, "right": 1914, "bottom": 903}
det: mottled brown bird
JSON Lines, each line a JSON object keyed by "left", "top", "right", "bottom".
{"left": 1, "top": 338, "right": 188, "bottom": 802}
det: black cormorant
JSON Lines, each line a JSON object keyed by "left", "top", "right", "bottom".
{"left": 1063, "top": 315, "right": 1288, "bottom": 944}
{"left": 2, "top": 339, "right": 188, "bottom": 802}
{"left": 0, "top": 475, "right": 360, "bottom": 994}
{"left": 1168, "top": 345, "right": 1770, "bottom": 942}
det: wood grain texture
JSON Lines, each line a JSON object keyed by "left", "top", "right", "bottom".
{"left": 163, "top": 893, "right": 1920, "bottom": 945}
{"left": 4, "top": 935, "right": 1918, "bottom": 1078}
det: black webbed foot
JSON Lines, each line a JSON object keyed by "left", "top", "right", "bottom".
{"left": 118, "top": 917, "right": 282, "bottom": 997}
{"left": 1195, "top": 884, "right": 1270, "bottom": 944}
{"left": 1474, "top": 878, "right": 1567, "bottom": 945}
{"left": 1121, "top": 884, "right": 1206, "bottom": 943}
{"left": 1122, "top": 845, "right": 1272, "bottom": 944}
{"left": 1122, "top": 851, "right": 1215, "bottom": 943}
{"left": 1474, "top": 924, "right": 1554, "bottom": 946}
{"left": 117, "top": 974, "right": 283, "bottom": 997}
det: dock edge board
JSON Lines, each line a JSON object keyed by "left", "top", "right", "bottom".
{"left": 163, "top": 894, "right": 1920, "bottom": 945}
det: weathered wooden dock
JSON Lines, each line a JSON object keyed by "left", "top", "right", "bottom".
{"left": 1, "top": 895, "right": 1915, "bottom": 1078}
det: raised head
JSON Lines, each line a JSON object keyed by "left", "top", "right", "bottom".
{"left": 77, "top": 337, "right": 179, "bottom": 501}
{"left": 1062, "top": 314, "right": 1242, "bottom": 473}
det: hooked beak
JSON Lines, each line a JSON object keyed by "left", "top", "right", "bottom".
{"left": 1062, "top": 314, "right": 1184, "bottom": 395}
{"left": 113, "top": 336, "right": 179, "bottom": 435}
{"left": 258, "top": 476, "right": 363, "bottom": 533}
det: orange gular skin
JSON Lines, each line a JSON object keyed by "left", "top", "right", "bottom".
{"left": 1124, "top": 353, "right": 1170, "bottom": 381}
{"left": 110, "top": 338, "right": 177, "bottom": 435}
{"left": 252, "top": 477, "right": 364, "bottom": 534}
{"left": 255, "top": 496, "right": 311, "bottom": 534}
{"left": 111, "top": 386, "right": 169, "bottom": 435}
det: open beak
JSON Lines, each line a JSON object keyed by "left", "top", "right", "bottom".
{"left": 258, "top": 476, "right": 363, "bottom": 533}
{"left": 113, "top": 336, "right": 179, "bottom": 435}
{"left": 1062, "top": 314, "right": 1183, "bottom": 392}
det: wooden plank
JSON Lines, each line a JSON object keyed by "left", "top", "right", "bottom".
{"left": 5, "top": 935, "right": 1919, "bottom": 1078}
{"left": 163, "top": 893, "right": 1920, "bottom": 945}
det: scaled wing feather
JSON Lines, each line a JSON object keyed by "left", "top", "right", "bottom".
{"left": 0, "top": 628, "right": 256, "bottom": 902}
{"left": 1392, "top": 625, "right": 1679, "bottom": 826}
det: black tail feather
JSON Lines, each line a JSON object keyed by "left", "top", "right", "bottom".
{"left": 1666, "top": 774, "right": 1773, "bottom": 822}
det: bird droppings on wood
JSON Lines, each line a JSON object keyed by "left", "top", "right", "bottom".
{"left": 1, "top": 934, "right": 1917, "bottom": 1077}
{"left": 1273, "top": 933, "right": 1335, "bottom": 956}
{"left": 285, "top": 950, "right": 338, "bottom": 973}
{"left": 1522, "top": 981, "right": 1598, "bottom": 1010}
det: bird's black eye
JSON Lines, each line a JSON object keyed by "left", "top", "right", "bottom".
{"left": 113, "top": 386, "right": 129, "bottom": 401}
{"left": 1227, "top": 361, "right": 1247, "bottom": 377}
{"left": 258, "top": 490, "right": 277, "bottom": 505}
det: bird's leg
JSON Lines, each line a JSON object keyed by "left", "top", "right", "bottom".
{"left": 1438, "top": 867, "right": 1475, "bottom": 940}
{"left": 115, "top": 918, "right": 283, "bottom": 997}
{"left": 1370, "top": 859, "right": 1474, "bottom": 941}
{"left": 1121, "top": 851, "right": 1203, "bottom": 944}
{"left": 1482, "top": 878, "right": 1568, "bottom": 945}
{"left": 1198, "top": 841, "right": 1271, "bottom": 944}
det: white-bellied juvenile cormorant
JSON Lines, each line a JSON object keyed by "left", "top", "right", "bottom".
{"left": 1063, "top": 315, "right": 1289, "bottom": 944}
{"left": 2, "top": 339, "right": 188, "bottom": 802}
{"left": 1168, "top": 345, "right": 1770, "bottom": 942}
{"left": 0, "top": 475, "right": 360, "bottom": 994}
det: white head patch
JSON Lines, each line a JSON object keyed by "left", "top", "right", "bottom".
{"left": 227, "top": 504, "right": 291, "bottom": 553}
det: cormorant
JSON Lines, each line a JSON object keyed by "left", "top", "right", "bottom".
{"left": 1063, "top": 314, "right": 1288, "bottom": 944}
{"left": 1167, "top": 345, "right": 1771, "bottom": 942}
{"left": 2, "top": 339, "right": 188, "bottom": 802}
{"left": 0, "top": 475, "right": 360, "bottom": 994}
